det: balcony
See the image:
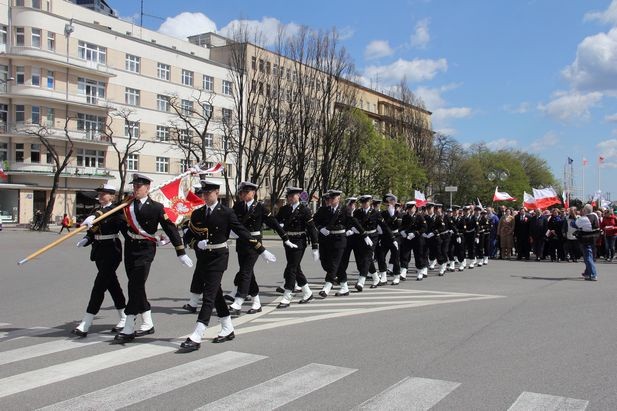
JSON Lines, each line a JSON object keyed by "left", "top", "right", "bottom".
{"left": 2, "top": 85, "right": 109, "bottom": 111}
{"left": 5, "top": 162, "right": 113, "bottom": 179}
{"left": 1, "top": 122, "right": 111, "bottom": 145}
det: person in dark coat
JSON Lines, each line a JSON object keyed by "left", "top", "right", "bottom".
{"left": 530, "top": 209, "right": 548, "bottom": 261}
{"left": 514, "top": 207, "right": 531, "bottom": 260}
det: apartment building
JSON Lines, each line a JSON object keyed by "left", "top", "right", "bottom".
{"left": 0, "top": 0, "right": 236, "bottom": 224}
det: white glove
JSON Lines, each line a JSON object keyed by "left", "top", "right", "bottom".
{"left": 345, "top": 229, "right": 354, "bottom": 237}
{"left": 400, "top": 230, "right": 407, "bottom": 237}
{"left": 197, "top": 239, "right": 208, "bottom": 250}
{"left": 351, "top": 227, "right": 360, "bottom": 234}
{"left": 229, "top": 230, "right": 239, "bottom": 239}
{"left": 312, "top": 249, "right": 320, "bottom": 261}
{"left": 157, "top": 235, "right": 170, "bottom": 247}
{"left": 76, "top": 238, "right": 88, "bottom": 247}
{"left": 82, "top": 215, "right": 95, "bottom": 228}
{"left": 319, "top": 227, "right": 330, "bottom": 236}
{"left": 279, "top": 223, "right": 284, "bottom": 228}
{"left": 428, "top": 232, "right": 435, "bottom": 238}
{"left": 261, "top": 250, "right": 276, "bottom": 263}
{"left": 364, "top": 236, "right": 373, "bottom": 247}
{"left": 393, "top": 240, "right": 399, "bottom": 250}
{"left": 456, "top": 237, "right": 462, "bottom": 244}
{"left": 178, "top": 254, "right": 193, "bottom": 268}
{"left": 388, "top": 205, "right": 395, "bottom": 216}
{"left": 377, "top": 226, "right": 383, "bottom": 235}
{"left": 407, "top": 233, "right": 415, "bottom": 240}
{"left": 475, "top": 237, "right": 480, "bottom": 244}
{"left": 284, "top": 240, "right": 298, "bottom": 249}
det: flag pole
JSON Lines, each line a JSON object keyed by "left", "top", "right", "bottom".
{"left": 17, "top": 163, "right": 211, "bottom": 266}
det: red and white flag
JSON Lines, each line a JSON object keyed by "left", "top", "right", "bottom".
{"left": 493, "top": 187, "right": 516, "bottom": 202}
{"left": 202, "top": 163, "right": 224, "bottom": 174}
{"left": 523, "top": 191, "right": 537, "bottom": 210}
{"left": 532, "top": 187, "right": 560, "bottom": 209}
{"left": 414, "top": 190, "right": 427, "bottom": 208}
{"left": 0, "top": 166, "right": 7, "bottom": 179}
{"left": 583, "top": 157, "right": 588, "bottom": 166}
{"left": 562, "top": 191, "right": 569, "bottom": 209}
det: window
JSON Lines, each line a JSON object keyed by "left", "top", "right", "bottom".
{"left": 46, "top": 32, "right": 55, "bottom": 51}
{"left": 204, "top": 133, "right": 213, "bottom": 148}
{"left": 46, "top": 107, "right": 55, "bottom": 127}
{"left": 124, "top": 121, "right": 140, "bottom": 138}
{"left": 78, "top": 41, "right": 106, "bottom": 64}
{"left": 77, "top": 113, "right": 105, "bottom": 139}
{"left": 46, "top": 70, "right": 54, "bottom": 89}
{"left": 156, "top": 125, "right": 169, "bottom": 142}
{"left": 181, "top": 99, "right": 193, "bottom": 115}
{"left": 259, "top": 59, "right": 264, "bottom": 72}
{"left": 180, "top": 159, "right": 190, "bottom": 172}
{"left": 203, "top": 75, "right": 213, "bottom": 91}
{"left": 31, "top": 67, "right": 40, "bottom": 86}
{"left": 15, "top": 27, "right": 24, "bottom": 46}
{"left": 266, "top": 62, "right": 271, "bottom": 74}
{"left": 156, "top": 94, "right": 170, "bottom": 112}
{"left": 251, "top": 56, "right": 256, "bottom": 70}
{"left": 181, "top": 69, "right": 193, "bottom": 86}
{"left": 179, "top": 129, "right": 191, "bottom": 144}
{"left": 127, "top": 154, "right": 139, "bottom": 171}
{"left": 156, "top": 157, "right": 169, "bottom": 173}
{"left": 16, "top": 66, "right": 24, "bottom": 84}
{"left": 15, "top": 105, "right": 25, "bottom": 122}
{"left": 222, "top": 135, "right": 228, "bottom": 151}
{"left": 125, "top": 88, "right": 140, "bottom": 106}
{"left": 78, "top": 78, "right": 105, "bottom": 104}
{"left": 273, "top": 64, "right": 278, "bottom": 77}
{"left": 0, "top": 143, "right": 7, "bottom": 162}
{"left": 222, "top": 80, "right": 232, "bottom": 96}
{"left": 15, "top": 143, "right": 24, "bottom": 162}
{"left": 203, "top": 104, "right": 212, "bottom": 119}
{"left": 222, "top": 108, "right": 232, "bottom": 125}
{"left": 125, "top": 54, "right": 140, "bottom": 73}
{"left": 32, "top": 0, "right": 41, "bottom": 8}
{"left": 77, "top": 148, "right": 105, "bottom": 168}
{"left": 157, "top": 63, "right": 170, "bottom": 81}
{"left": 31, "top": 144, "right": 40, "bottom": 163}
{"left": 0, "top": 26, "right": 7, "bottom": 45}
{"left": 31, "top": 28, "right": 41, "bottom": 48}
{"left": 31, "top": 106, "right": 40, "bottom": 124}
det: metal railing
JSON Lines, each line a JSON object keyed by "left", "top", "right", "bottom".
{"left": 0, "top": 122, "right": 111, "bottom": 143}
{"left": 6, "top": 161, "right": 112, "bottom": 177}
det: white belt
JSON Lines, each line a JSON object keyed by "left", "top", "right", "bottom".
{"left": 391, "top": 229, "right": 399, "bottom": 234}
{"left": 127, "top": 231, "right": 152, "bottom": 241}
{"left": 203, "top": 242, "right": 228, "bottom": 250}
{"left": 330, "top": 229, "right": 346, "bottom": 235}
{"left": 364, "top": 229, "right": 377, "bottom": 234}
{"left": 94, "top": 234, "right": 119, "bottom": 241}
{"left": 287, "top": 231, "right": 306, "bottom": 236}
{"left": 250, "top": 231, "right": 262, "bottom": 236}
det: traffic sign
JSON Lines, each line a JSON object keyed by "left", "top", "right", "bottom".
{"left": 300, "top": 191, "right": 309, "bottom": 202}
{"left": 445, "top": 186, "right": 458, "bottom": 192}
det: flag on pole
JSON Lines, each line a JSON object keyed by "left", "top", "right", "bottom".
{"left": 583, "top": 157, "right": 588, "bottom": 166}
{"left": 562, "top": 191, "right": 569, "bottom": 209}
{"left": 599, "top": 156, "right": 605, "bottom": 164}
{"left": 202, "top": 163, "right": 224, "bottom": 174}
{"left": 567, "top": 157, "right": 574, "bottom": 165}
{"left": 493, "top": 187, "right": 516, "bottom": 202}
{"left": 414, "top": 190, "right": 427, "bottom": 208}
{"left": 476, "top": 197, "right": 483, "bottom": 209}
{"left": 523, "top": 191, "right": 537, "bottom": 210}
{"left": 532, "top": 187, "right": 560, "bottom": 209}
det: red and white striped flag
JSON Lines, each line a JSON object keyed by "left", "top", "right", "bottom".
{"left": 0, "top": 166, "right": 7, "bottom": 179}
{"left": 532, "top": 187, "right": 560, "bottom": 209}
{"left": 493, "top": 187, "right": 516, "bottom": 202}
{"left": 523, "top": 191, "right": 537, "bottom": 210}
{"left": 414, "top": 190, "right": 427, "bottom": 207}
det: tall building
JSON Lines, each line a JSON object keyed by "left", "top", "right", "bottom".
{"left": 0, "top": 0, "right": 235, "bottom": 225}
{"left": 69, "top": 0, "right": 115, "bottom": 16}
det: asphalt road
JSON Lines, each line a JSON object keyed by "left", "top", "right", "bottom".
{"left": 0, "top": 229, "right": 616, "bottom": 410}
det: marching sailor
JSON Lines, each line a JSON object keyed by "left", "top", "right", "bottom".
{"left": 399, "top": 201, "right": 417, "bottom": 281}
{"left": 374, "top": 193, "right": 401, "bottom": 286}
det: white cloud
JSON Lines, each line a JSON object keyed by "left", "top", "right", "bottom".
{"left": 503, "top": 102, "right": 530, "bottom": 114}
{"left": 413, "top": 84, "right": 471, "bottom": 134}
{"left": 158, "top": 12, "right": 217, "bottom": 39}
{"left": 414, "top": 83, "right": 460, "bottom": 110}
{"left": 562, "top": 27, "right": 617, "bottom": 92}
{"left": 530, "top": 132, "right": 559, "bottom": 152}
{"left": 219, "top": 17, "right": 301, "bottom": 47}
{"left": 363, "top": 58, "right": 447, "bottom": 85}
{"left": 605, "top": 113, "right": 617, "bottom": 122}
{"left": 584, "top": 0, "right": 617, "bottom": 25}
{"left": 486, "top": 138, "right": 518, "bottom": 151}
{"left": 337, "top": 26, "right": 355, "bottom": 41}
{"left": 364, "top": 40, "right": 394, "bottom": 60}
{"left": 598, "top": 138, "right": 617, "bottom": 158}
{"left": 435, "top": 127, "right": 458, "bottom": 136}
{"left": 537, "top": 90, "right": 603, "bottom": 121}
{"left": 410, "top": 18, "right": 430, "bottom": 48}
{"left": 432, "top": 107, "right": 472, "bottom": 123}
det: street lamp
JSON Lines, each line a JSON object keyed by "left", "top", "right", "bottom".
{"left": 487, "top": 169, "right": 509, "bottom": 182}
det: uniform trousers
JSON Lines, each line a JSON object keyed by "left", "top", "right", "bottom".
{"left": 464, "top": 233, "right": 476, "bottom": 259}
{"left": 399, "top": 238, "right": 413, "bottom": 269}
{"left": 86, "top": 254, "right": 125, "bottom": 315}
{"left": 336, "top": 237, "right": 355, "bottom": 283}
{"left": 427, "top": 236, "right": 441, "bottom": 262}
{"left": 319, "top": 234, "right": 346, "bottom": 283}
{"left": 452, "top": 236, "right": 466, "bottom": 261}
{"left": 195, "top": 250, "right": 231, "bottom": 325}
{"left": 438, "top": 234, "right": 451, "bottom": 264}
{"left": 412, "top": 237, "right": 428, "bottom": 269}
{"left": 375, "top": 236, "right": 400, "bottom": 273}
{"left": 283, "top": 237, "right": 308, "bottom": 290}
{"left": 123, "top": 239, "right": 156, "bottom": 315}
{"left": 476, "top": 233, "right": 489, "bottom": 258}
{"left": 233, "top": 246, "right": 260, "bottom": 298}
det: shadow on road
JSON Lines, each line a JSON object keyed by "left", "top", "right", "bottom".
{"left": 511, "top": 275, "right": 584, "bottom": 281}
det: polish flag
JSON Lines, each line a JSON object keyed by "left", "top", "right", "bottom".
{"left": 0, "top": 166, "right": 6, "bottom": 179}
{"left": 532, "top": 187, "right": 560, "bottom": 209}
{"left": 202, "top": 163, "right": 224, "bottom": 174}
{"left": 493, "top": 187, "right": 516, "bottom": 202}
{"left": 414, "top": 190, "right": 427, "bottom": 207}
{"left": 523, "top": 192, "right": 537, "bottom": 210}
{"left": 562, "top": 191, "right": 569, "bottom": 209}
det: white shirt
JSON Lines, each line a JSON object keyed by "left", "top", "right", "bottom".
{"left": 575, "top": 216, "right": 592, "bottom": 232}
{"left": 205, "top": 201, "right": 218, "bottom": 214}
{"left": 291, "top": 202, "right": 299, "bottom": 212}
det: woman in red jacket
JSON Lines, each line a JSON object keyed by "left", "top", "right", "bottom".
{"left": 59, "top": 213, "right": 71, "bottom": 234}
{"left": 601, "top": 209, "right": 617, "bottom": 262}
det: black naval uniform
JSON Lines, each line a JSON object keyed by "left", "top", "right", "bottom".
{"left": 477, "top": 214, "right": 491, "bottom": 260}
{"left": 337, "top": 207, "right": 382, "bottom": 284}
{"left": 424, "top": 212, "right": 442, "bottom": 264}
{"left": 453, "top": 213, "right": 467, "bottom": 263}
{"left": 436, "top": 214, "right": 451, "bottom": 266}
{"left": 399, "top": 211, "right": 415, "bottom": 271}
{"left": 445, "top": 213, "right": 458, "bottom": 265}
{"left": 232, "top": 200, "right": 288, "bottom": 299}
{"left": 375, "top": 208, "right": 402, "bottom": 275}
{"left": 410, "top": 212, "right": 429, "bottom": 271}
{"left": 464, "top": 213, "right": 478, "bottom": 262}
{"left": 121, "top": 197, "right": 186, "bottom": 316}
{"left": 276, "top": 202, "right": 319, "bottom": 291}
{"left": 184, "top": 202, "right": 265, "bottom": 326}
{"left": 82, "top": 204, "right": 126, "bottom": 315}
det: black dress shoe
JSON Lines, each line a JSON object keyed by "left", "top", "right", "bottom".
{"left": 135, "top": 327, "right": 155, "bottom": 337}
{"left": 298, "top": 295, "right": 314, "bottom": 304}
{"left": 355, "top": 284, "right": 363, "bottom": 292}
{"left": 111, "top": 326, "right": 122, "bottom": 333}
{"left": 113, "top": 333, "right": 135, "bottom": 343}
{"left": 318, "top": 291, "right": 327, "bottom": 298}
{"left": 182, "top": 304, "right": 197, "bottom": 313}
{"left": 212, "top": 332, "right": 235, "bottom": 343}
{"left": 416, "top": 277, "right": 423, "bottom": 281}
{"left": 229, "top": 308, "right": 241, "bottom": 318}
{"left": 277, "top": 302, "right": 290, "bottom": 309}
{"left": 276, "top": 286, "right": 285, "bottom": 293}
{"left": 179, "top": 337, "right": 200, "bottom": 352}
{"left": 71, "top": 328, "right": 87, "bottom": 338}
{"left": 400, "top": 276, "right": 407, "bottom": 281}
{"left": 370, "top": 284, "right": 379, "bottom": 288}
{"left": 247, "top": 307, "right": 262, "bottom": 314}
{"left": 224, "top": 294, "right": 235, "bottom": 303}
{"left": 335, "top": 291, "right": 349, "bottom": 296}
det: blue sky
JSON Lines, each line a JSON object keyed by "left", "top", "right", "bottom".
{"left": 111, "top": 0, "right": 617, "bottom": 200}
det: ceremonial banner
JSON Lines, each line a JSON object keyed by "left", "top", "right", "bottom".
{"left": 414, "top": 190, "right": 427, "bottom": 207}
{"left": 523, "top": 191, "right": 537, "bottom": 210}
{"left": 532, "top": 187, "right": 560, "bottom": 209}
{"left": 493, "top": 187, "right": 516, "bottom": 202}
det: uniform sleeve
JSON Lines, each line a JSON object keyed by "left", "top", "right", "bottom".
{"left": 346, "top": 214, "right": 365, "bottom": 236}
{"left": 229, "top": 209, "right": 265, "bottom": 253}
{"left": 261, "top": 204, "right": 289, "bottom": 241}
{"left": 157, "top": 206, "right": 186, "bottom": 256}
{"left": 304, "top": 208, "right": 319, "bottom": 249}
{"left": 377, "top": 213, "right": 394, "bottom": 239}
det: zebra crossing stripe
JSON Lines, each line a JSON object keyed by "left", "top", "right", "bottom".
{"left": 0, "top": 333, "right": 113, "bottom": 366}
{"left": 195, "top": 363, "right": 356, "bottom": 410}
{"left": 507, "top": 391, "right": 588, "bottom": 411}
{"left": 38, "top": 351, "right": 267, "bottom": 411}
{"left": 0, "top": 327, "right": 62, "bottom": 342}
{"left": 0, "top": 344, "right": 173, "bottom": 399}
{"left": 354, "top": 377, "right": 460, "bottom": 410}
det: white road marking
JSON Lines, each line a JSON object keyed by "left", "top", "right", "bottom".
{"left": 355, "top": 377, "right": 460, "bottom": 410}
{"left": 0, "top": 327, "right": 62, "bottom": 342}
{"left": 507, "top": 391, "right": 588, "bottom": 411}
{"left": 0, "top": 344, "right": 173, "bottom": 399}
{"left": 38, "top": 351, "right": 267, "bottom": 411}
{"left": 195, "top": 363, "right": 356, "bottom": 410}
{"left": 0, "top": 322, "right": 11, "bottom": 327}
